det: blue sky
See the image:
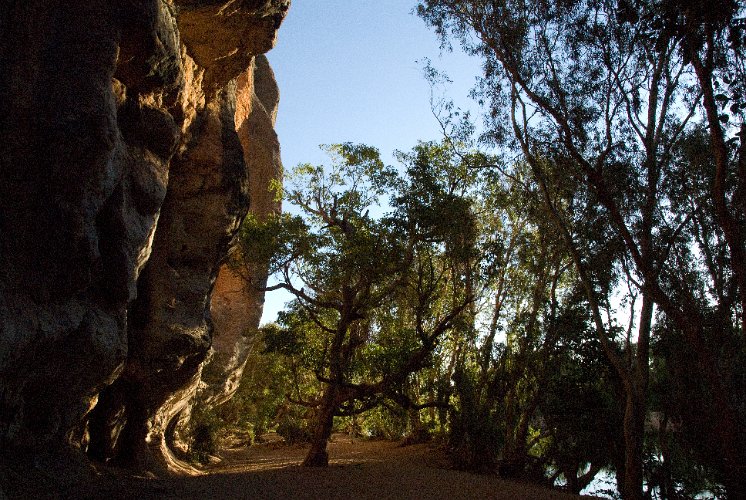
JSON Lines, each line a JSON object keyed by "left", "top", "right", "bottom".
{"left": 260, "top": 1, "right": 482, "bottom": 323}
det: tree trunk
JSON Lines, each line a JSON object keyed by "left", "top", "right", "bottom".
{"left": 406, "top": 407, "right": 428, "bottom": 444}
{"left": 577, "top": 463, "right": 603, "bottom": 494}
{"left": 564, "top": 466, "right": 580, "bottom": 495}
{"left": 620, "top": 295, "right": 653, "bottom": 500}
{"left": 657, "top": 416, "right": 677, "bottom": 500}
{"left": 621, "top": 392, "right": 645, "bottom": 500}
{"left": 302, "top": 384, "right": 338, "bottom": 467}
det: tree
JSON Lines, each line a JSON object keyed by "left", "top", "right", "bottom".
{"left": 448, "top": 163, "right": 571, "bottom": 475}
{"left": 238, "top": 143, "right": 474, "bottom": 466}
{"left": 537, "top": 291, "right": 619, "bottom": 494}
{"left": 418, "top": 1, "right": 745, "bottom": 497}
{"left": 436, "top": 154, "right": 616, "bottom": 488}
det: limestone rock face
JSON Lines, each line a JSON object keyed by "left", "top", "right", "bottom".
{"left": 175, "top": 0, "right": 290, "bottom": 89}
{"left": 200, "top": 55, "right": 282, "bottom": 407}
{"left": 0, "top": 0, "right": 288, "bottom": 476}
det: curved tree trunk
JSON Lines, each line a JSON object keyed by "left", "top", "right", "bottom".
{"left": 302, "top": 384, "right": 338, "bottom": 467}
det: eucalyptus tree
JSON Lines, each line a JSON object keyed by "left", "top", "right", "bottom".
{"left": 238, "top": 143, "right": 475, "bottom": 466}
{"left": 397, "top": 129, "right": 615, "bottom": 485}
{"left": 417, "top": 0, "right": 745, "bottom": 496}
{"left": 444, "top": 156, "right": 618, "bottom": 485}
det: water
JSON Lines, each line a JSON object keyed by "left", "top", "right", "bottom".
{"left": 580, "top": 469, "right": 618, "bottom": 498}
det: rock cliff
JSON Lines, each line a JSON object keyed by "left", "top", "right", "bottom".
{"left": 200, "top": 54, "right": 282, "bottom": 409}
{"left": 0, "top": 0, "right": 288, "bottom": 478}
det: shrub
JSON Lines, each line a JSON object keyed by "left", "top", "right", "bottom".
{"left": 276, "top": 415, "right": 312, "bottom": 444}
{"left": 188, "top": 404, "right": 221, "bottom": 464}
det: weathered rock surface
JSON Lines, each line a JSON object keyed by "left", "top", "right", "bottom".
{"left": 0, "top": 0, "right": 288, "bottom": 482}
{"left": 200, "top": 55, "right": 282, "bottom": 408}
{"left": 175, "top": 0, "right": 288, "bottom": 89}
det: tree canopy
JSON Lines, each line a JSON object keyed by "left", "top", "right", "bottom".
{"left": 416, "top": 0, "right": 745, "bottom": 497}
{"left": 238, "top": 143, "right": 477, "bottom": 466}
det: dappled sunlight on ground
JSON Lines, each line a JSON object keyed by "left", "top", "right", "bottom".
{"left": 211, "top": 434, "right": 395, "bottom": 473}
{"left": 25, "top": 434, "right": 594, "bottom": 499}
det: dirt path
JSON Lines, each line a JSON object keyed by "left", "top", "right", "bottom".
{"left": 25, "top": 435, "right": 591, "bottom": 499}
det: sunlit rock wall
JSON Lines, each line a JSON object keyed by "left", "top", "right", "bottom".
{"left": 0, "top": 0, "right": 288, "bottom": 474}
{"left": 200, "top": 55, "right": 282, "bottom": 408}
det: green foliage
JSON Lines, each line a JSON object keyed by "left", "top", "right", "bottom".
{"left": 647, "top": 314, "right": 743, "bottom": 497}
{"left": 236, "top": 142, "right": 480, "bottom": 466}
{"left": 359, "top": 406, "right": 409, "bottom": 441}
{"left": 131, "top": 4, "right": 745, "bottom": 495}
{"left": 188, "top": 403, "right": 222, "bottom": 464}
{"left": 275, "top": 414, "right": 312, "bottom": 444}
{"left": 224, "top": 340, "right": 294, "bottom": 440}
{"left": 185, "top": 329, "right": 304, "bottom": 456}
{"left": 448, "top": 363, "right": 504, "bottom": 473}
{"left": 232, "top": 10, "right": 745, "bottom": 485}
{"left": 416, "top": 0, "right": 746, "bottom": 496}
{"left": 238, "top": 213, "right": 313, "bottom": 277}
{"left": 538, "top": 313, "right": 620, "bottom": 492}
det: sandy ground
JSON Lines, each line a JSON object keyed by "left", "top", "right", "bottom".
{"left": 11, "top": 435, "right": 592, "bottom": 499}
